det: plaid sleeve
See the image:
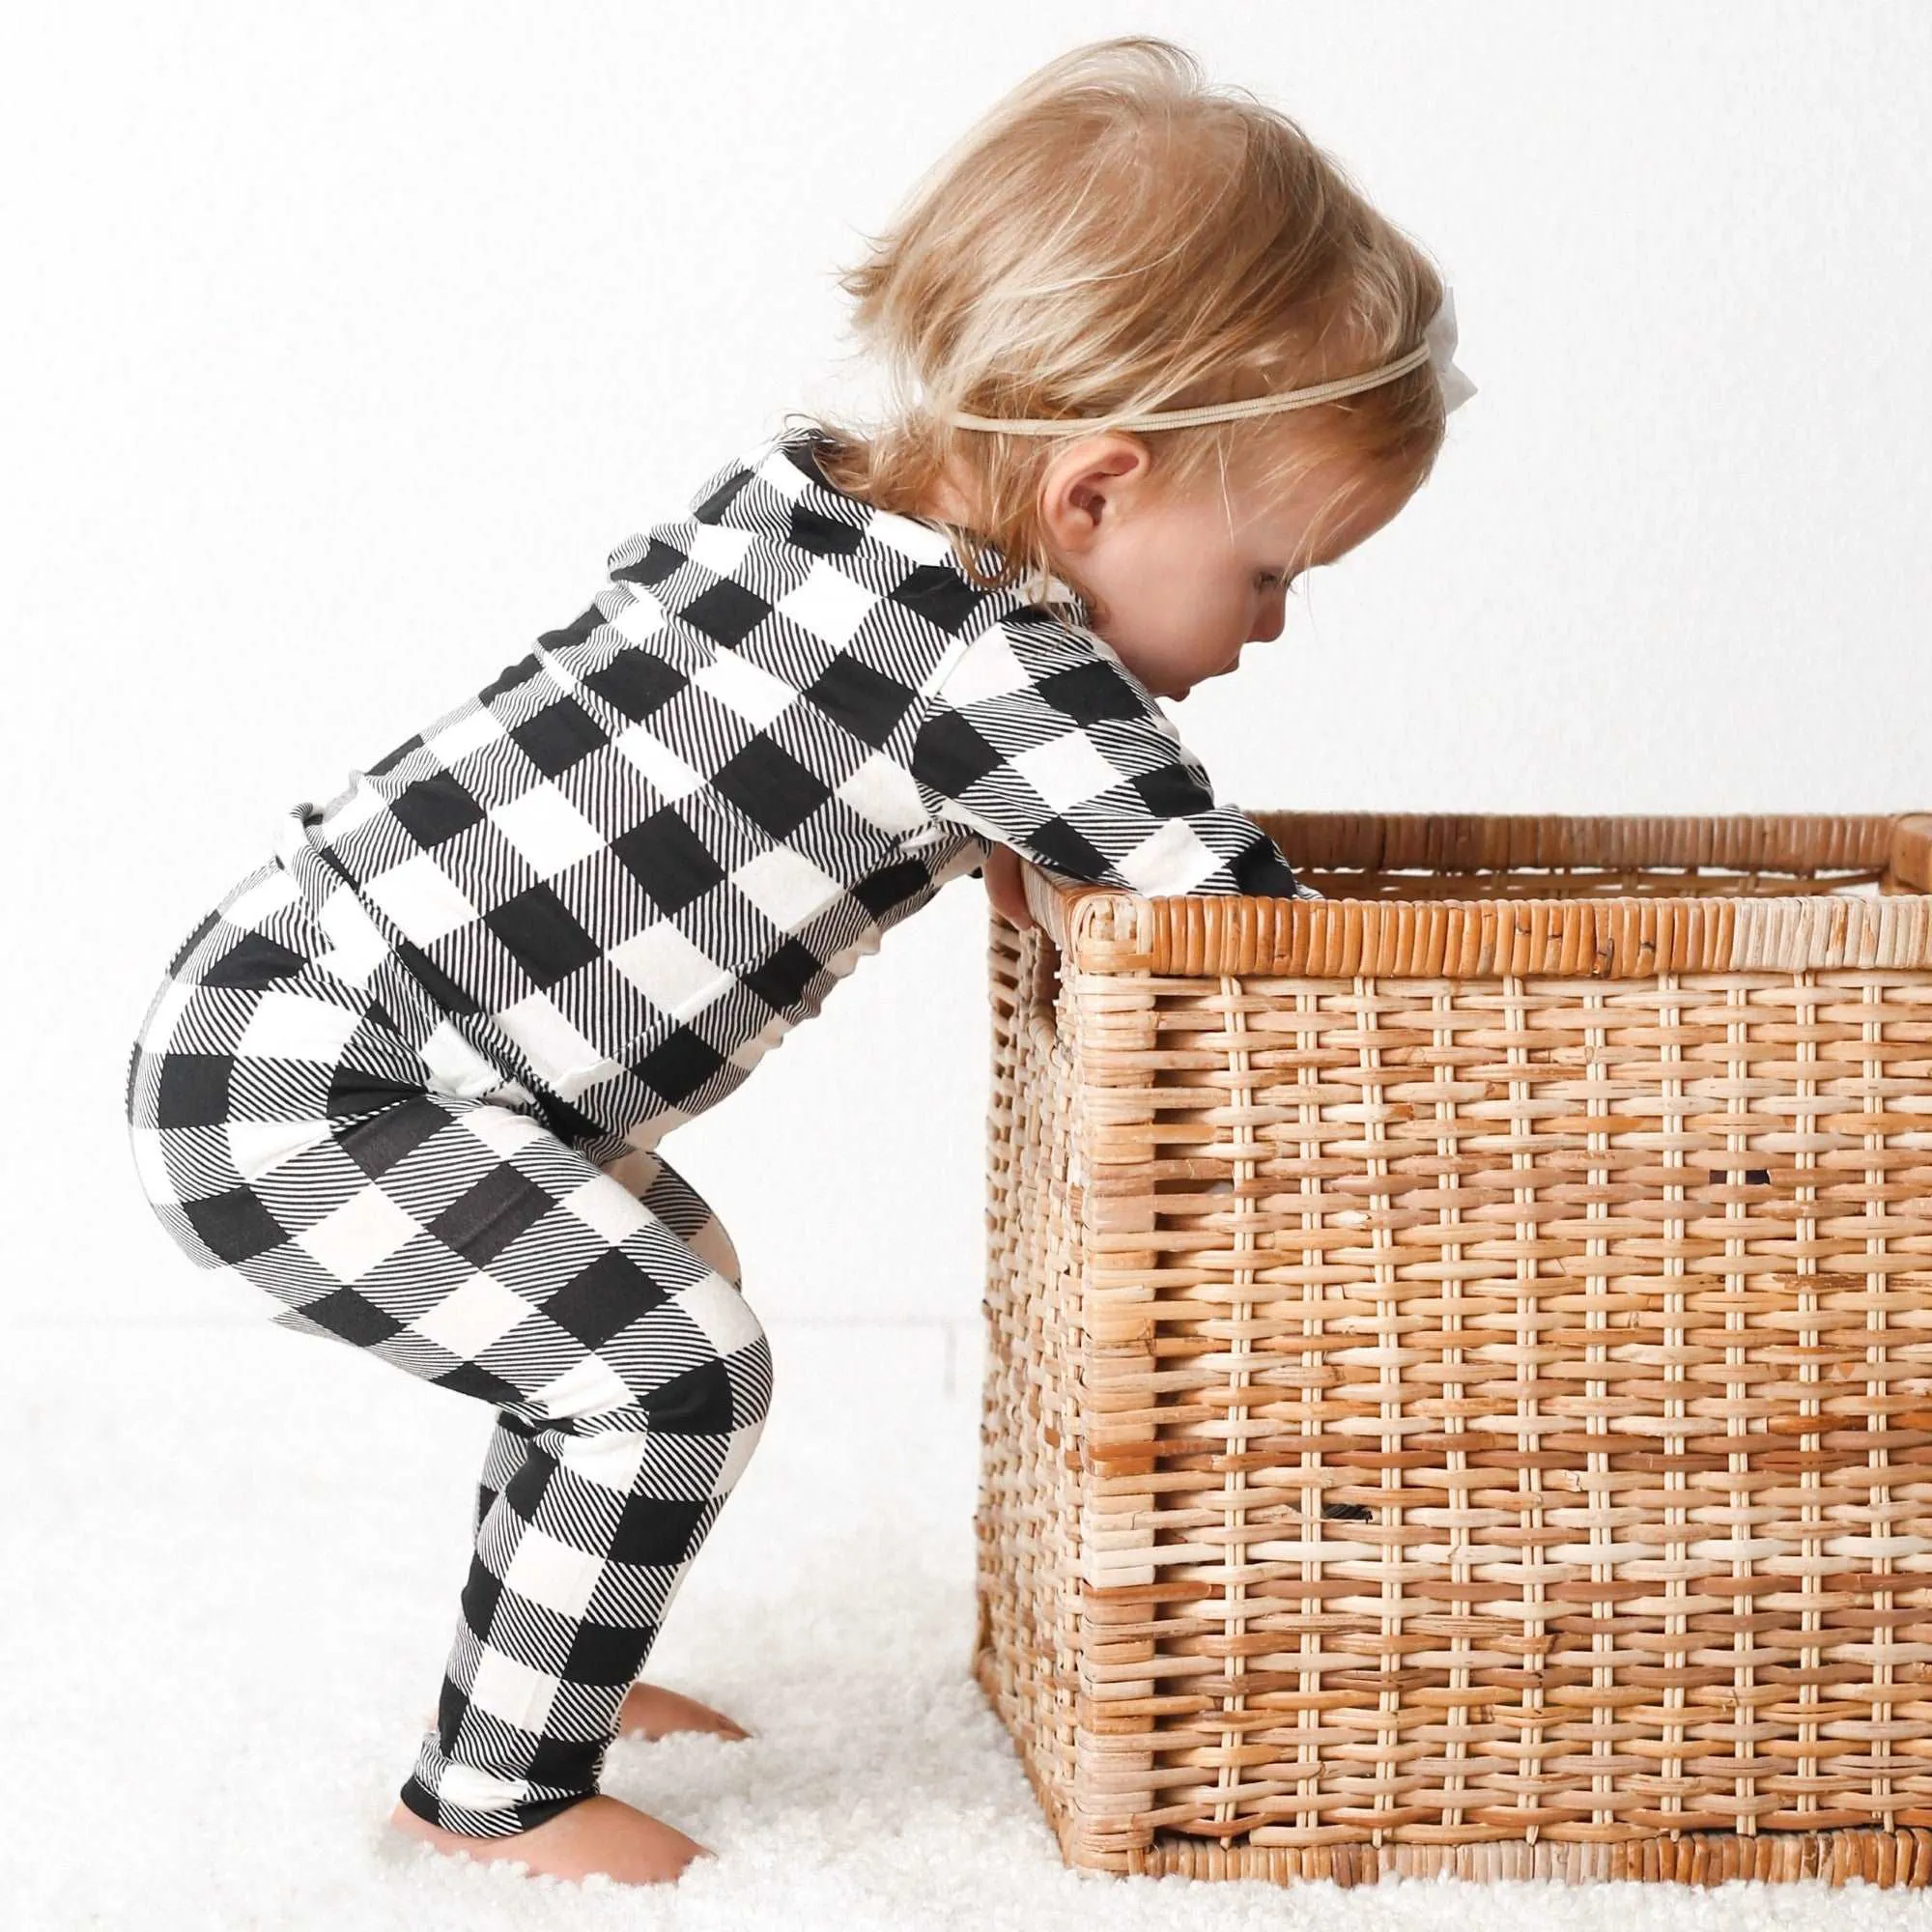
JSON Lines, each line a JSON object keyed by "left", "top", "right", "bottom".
{"left": 908, "top": 610, "right": 1322, "bottom": 899}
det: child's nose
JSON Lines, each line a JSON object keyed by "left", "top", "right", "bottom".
{"left": 1249, "top": 602, "right": 1287, "bottom": 644}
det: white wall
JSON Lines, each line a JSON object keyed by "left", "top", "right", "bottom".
{"left": 7, "top": 1, "right": 1928, "bottom": 1335}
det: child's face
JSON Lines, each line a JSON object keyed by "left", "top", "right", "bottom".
{"left": 1040, "top": 435, "right": 1417, "bottom": 701}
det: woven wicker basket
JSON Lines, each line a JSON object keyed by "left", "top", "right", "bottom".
{"left": 975, "top": 811, "right": 1932, "bottom": 1889}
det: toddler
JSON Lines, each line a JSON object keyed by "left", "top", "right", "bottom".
{"left": 122, "top": 35, "right": 1470, "bottom": 1889}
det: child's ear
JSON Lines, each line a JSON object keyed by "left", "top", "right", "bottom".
{"left": 1037, "top": 433, "right": 1152, "bottom": 551}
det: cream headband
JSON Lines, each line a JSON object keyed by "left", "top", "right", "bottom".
{"left": 943, "top": 288, "right": 1473, "bottom": 434}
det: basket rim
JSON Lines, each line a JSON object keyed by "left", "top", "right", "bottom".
{"left": 1016, "top": 810, "right": 1932, "bottom": 978}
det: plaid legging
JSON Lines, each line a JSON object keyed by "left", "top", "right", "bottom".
{"left": 123, "top": 856, "right": 775, "bottom": 1837}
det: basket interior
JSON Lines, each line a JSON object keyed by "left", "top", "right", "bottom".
{"left": 1249, "top": 810, "right": 1918, "bottom": 901}
{"left": 1289, "top": 868, "right": 1892, "bottom": 901}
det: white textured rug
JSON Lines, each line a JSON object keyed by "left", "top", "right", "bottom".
{"left": 4, "top": 1315, "right": 1925, "bottom": 1931}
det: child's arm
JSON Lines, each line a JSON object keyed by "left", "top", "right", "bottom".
{"left": 980, "top": 839, "right": 1037, "bottom": 928}
{"left": 911, "top": 608, "right": 1323, "bottom": 903}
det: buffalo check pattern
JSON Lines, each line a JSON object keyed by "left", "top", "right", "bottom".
{"left": 123, "top": 428, "right": 1317, "bottom": 1843}
{"left": 123, "top": 865, "right": 774, "bottom": 1838}
{"left": 270, "top": 427, "right": 1318, "bottom": 1159}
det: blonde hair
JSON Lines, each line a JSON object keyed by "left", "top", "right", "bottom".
{"left": 786, "top": 36, "right": 1452, "bottom": 615}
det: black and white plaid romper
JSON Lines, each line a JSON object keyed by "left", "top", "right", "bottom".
{"left": 123, "top": 425, "right": 1318, "bottom": 1838}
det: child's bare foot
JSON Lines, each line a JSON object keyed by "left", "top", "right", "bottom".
{"left": 611, "top": 1682, "right": 751, "bottom": 1741}
{"left": 387, "top": 1794, "right": 710, "bottom": 1887}
{"left": 417, "top": 1682, "right": 750, "bottom": 1743}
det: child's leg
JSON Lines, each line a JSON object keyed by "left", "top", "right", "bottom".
{"left": 470, "top": 1147, "right": 743, "bottom": 1544}
{"left": 473, "top": 1409, "right": 542, "bottom": 1542}
{"left": 125, "top": 889, "right": 774, "bottom": 1841}
{"left": 380, "top": 1111, "right": 769, "bottom": 1837}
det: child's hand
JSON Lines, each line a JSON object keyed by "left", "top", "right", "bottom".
{"left": 983, "top": 841, "right": 1036, "bottom": 930}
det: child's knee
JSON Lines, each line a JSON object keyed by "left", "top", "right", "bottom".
{"left": 538, "top": 1270, "right": 773, "bottom": 1438}
{"left": 663, "top": 1273, "right": 773, "bottom": 1432}
{"left": 685, "top": 1211, "right": 742, "bottom": 1288}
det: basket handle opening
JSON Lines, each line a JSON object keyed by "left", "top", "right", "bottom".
{"left": 1892, "top": 814, "right": 1932, "bottom": 892}
{"left": 1025, "top": 928, "right": 1062, "bottom": 1052}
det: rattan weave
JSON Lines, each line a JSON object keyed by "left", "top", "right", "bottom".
{"left": 974, "top": 811, "right": 1932, "bottom": 1887}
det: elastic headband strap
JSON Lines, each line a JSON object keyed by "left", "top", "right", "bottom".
{"left": 943, "top": 341, "right": 1434, "bottom": 436}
